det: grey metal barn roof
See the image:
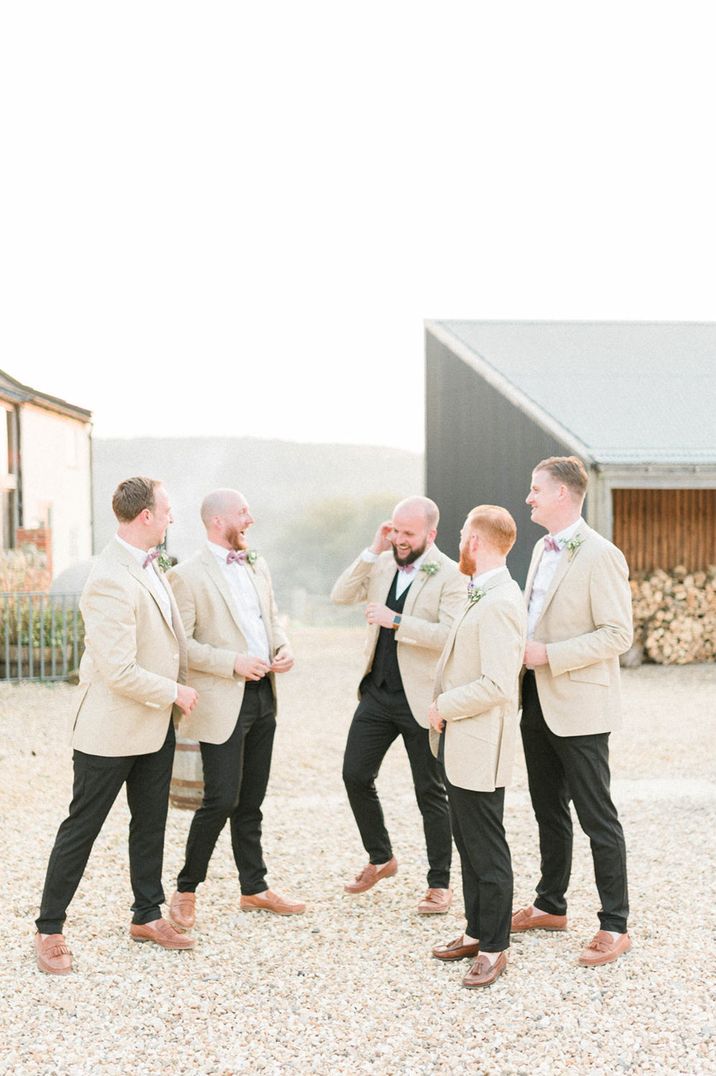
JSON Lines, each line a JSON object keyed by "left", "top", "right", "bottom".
{"left": 429, "top": 320, "right": 716, "bottom": 466}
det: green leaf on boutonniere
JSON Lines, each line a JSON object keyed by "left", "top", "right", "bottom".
{"left": 246, "top": 550, "right": 258, "bottom": 566}
{"left": 467, "top": 583, "right": 486, "bottom": 605}
{"left": 565, "top": 534, "right": 584, "bottom": 560}
{"left": 421, "top": 561, "right": 440, "bottom": 576}
{"left": 156, "top": 552, "right": 173, "bottom": 573}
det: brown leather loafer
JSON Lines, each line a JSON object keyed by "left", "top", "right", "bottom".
{"left": 168, "top": 890, "right": 196, "bottom": 932}
{"left": 462, "top": 951, "right": 507, "bottom": 988}
{"left": 578, "top": 930, "right": 632, "bottom": 966}
{"left": 240, "top": 889, "right": 306, "bottom": 915}
{"left": 35, "top": 932, "right": 73, "bottom": 975}
{"left": 511, "top": 906, "right": 568, "bottom": 932}
{"left": 432, "top": 935, "right": 480, "bottom": 961}
{"left": 344, "top": 856, "right": 398, "bottom": 894}
{"left": 418, "top": 887, "right": 453, "bottom": 915}
{"left": 130, "top": 917, "right": 196, "bottom": 949}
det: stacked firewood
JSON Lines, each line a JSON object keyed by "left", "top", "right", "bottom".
{"left": 630, "top": 566, "right": 716, "bottom": 664}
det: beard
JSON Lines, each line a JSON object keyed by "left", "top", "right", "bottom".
{"left": 392, "top": 539, "right": 427, "bottom": 567}
{"left": 225, "top": 525, "right": 249, "bottom": 551}
{"left": 458, "top": 546, "right": 476, "bottom": 577}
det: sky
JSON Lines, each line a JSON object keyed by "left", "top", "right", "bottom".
{"left": 2, "top": 3, "right": 715, "bottom": 453}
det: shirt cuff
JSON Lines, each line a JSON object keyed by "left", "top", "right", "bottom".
{"left": 360, "top": 549, "right": 379, "bottom": 563}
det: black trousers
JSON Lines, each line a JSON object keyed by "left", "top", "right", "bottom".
{"left": 177, "top": 679, "right": 276, "bottom": 896}
{"left": 342, "top": 679, "right": 451, "bottom": 888}
{"left": 36, "top": 721, "right": 176, "bottom": 934}
{"left": 520, "top": 670, "right": 629, "bottom": 933}
{"left": 444, "top": 775, "right": 512, "bottom": 951}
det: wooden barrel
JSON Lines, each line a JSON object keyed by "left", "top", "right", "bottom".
{"left": 170, "top": 738, "right": 204, "bottom": 810}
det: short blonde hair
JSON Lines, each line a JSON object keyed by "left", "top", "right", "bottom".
{"left": 466, "top": 505, "right": 517, "bottom": 555}
{"left": 534, "top": 456, "right": 588, "bottom": 497}
{"left": 112, "top": 477, "right": 159, "bottom": 523}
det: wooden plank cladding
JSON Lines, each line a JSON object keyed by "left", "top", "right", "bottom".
{"left": 612, "top": 488, "right": 716, "bottom": 573}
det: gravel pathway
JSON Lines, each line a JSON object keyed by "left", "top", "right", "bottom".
{"left": 1, "top": 628, "right": 714, "bottom": 1075}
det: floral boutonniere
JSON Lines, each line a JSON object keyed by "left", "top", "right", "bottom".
{"left": 421, "top": 561, "right": 440, "bottom": 577}
{"left": 467, "top": 583, "right": 486, "bottom": 605}
{"left": 246, "top": 550, "right": 259, "bottom": 567}
{"left": 565, "top": 534, "right": 584, "bottom": 560}
{"left": 156, "top": 552, "right": 174, "bottom": 573}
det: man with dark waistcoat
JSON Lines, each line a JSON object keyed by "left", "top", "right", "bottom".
{"left": 331, "top": 496, "right": 464, "bottom": 913}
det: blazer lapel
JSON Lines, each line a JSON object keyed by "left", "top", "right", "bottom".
{"left": 536, "top": 529, "right": 588, "bottom": 623}
{"left": 115, "top": 543, "right": 175, "bottom": 634}
{"left": 201, "top": 547, "right": 248, "bottom": 638}
{"left": 245, "top": 564, "right": 274, "bottom": 653}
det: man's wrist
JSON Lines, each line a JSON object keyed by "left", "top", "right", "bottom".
{"left": 391, "top": 614, "right": 402, "bottom": 630}
{"left": 361, "top": 548, "right": 380, "bottom": 563}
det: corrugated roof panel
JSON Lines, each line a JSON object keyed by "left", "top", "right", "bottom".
{"left": 436, "top": 321, "right": 716, "bottom": 460}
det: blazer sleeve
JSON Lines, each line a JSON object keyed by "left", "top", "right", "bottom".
{"left": 330, "top": 555, "right": 374, "bottom": 605}
{"left": 546, "top": 545, "right": 634, "bottom": 676}
{"left": 395, "top": 572, "right": 466, "bottom": 652}
{"left": 167, "top": 569, "right": 237, "bottom": 679}
{"left": 80, "top": 574, "right": 178, "bottom": 707}
{"left": 436, "top": 600, "right": 525, "bottom": 722}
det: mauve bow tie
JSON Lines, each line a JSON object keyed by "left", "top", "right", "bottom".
{"left": 544, "top": 535, "right": 561, "bottom": 553}
{"left": 143, "top": 550, "right": 160, "bottom": 569}
{"left": 226, "top": 550, "right": 248, "bottom": 565}
{"left": 398, "top": 563, "right": 416, "bottom": 574}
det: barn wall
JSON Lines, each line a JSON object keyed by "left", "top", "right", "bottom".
{"left": 425, "top": 330, "right": 575, "bottom": 586}
{"left": 612, "top": 488, "right": 716, "bottom": 572}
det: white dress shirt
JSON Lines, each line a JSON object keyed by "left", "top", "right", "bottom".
{"left": 207, "top": 541, "right": 270, "bottom": 663}
{"left": 471, "top": 565, "right": 506, "bottom": 590}
{"left": 115, "top": 535, "right": 172, "bottom": 623}
{"left": 361, "top": 546, "right": 435, "bottom": 598}
{"left": 527, "top": 517, "right": 584, "bottom": 640}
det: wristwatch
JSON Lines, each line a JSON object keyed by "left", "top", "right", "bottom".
{"left": 392, "top": 614, "right": 402, "bottom": 629}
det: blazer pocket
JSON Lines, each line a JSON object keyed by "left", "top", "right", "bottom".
{"left": 568, "top": 664, "right": 609, "bottom": 686}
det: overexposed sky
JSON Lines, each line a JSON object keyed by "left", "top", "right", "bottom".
{"left": 2, "top": 3, "right": 715, "bottom": 452}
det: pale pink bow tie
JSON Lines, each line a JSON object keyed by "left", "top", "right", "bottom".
{"left": 398, "top": 563, "right": 416, "bottom": 574}
{"left": 544, "top": 535, "right": 561, "bottom": 553}
{"left": 226, "top": 550, "right": 248, "bottom": 565}
{"left": 143, "top": 549, "right": 160, "bottom": 569}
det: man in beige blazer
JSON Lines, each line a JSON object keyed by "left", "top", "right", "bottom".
{"left": 34, "top": 477, "right": 198, "bottom": 974}
{"left": 331, "top": 496, "right": 464, "bottom": 913}
{"left": 514, "top": 455, "right": 633, "bottom": 967}
{"left": 166, "top": 489, "right": 304, "bottom": 930}
{"left": 429, "top": 505, "right": 526, "bottom": 988}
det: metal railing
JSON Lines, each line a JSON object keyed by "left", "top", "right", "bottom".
{"left": 0, "top": 592, "right": 84, "bottom": 682}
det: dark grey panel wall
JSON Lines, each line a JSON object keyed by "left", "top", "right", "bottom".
{"left": 425, "top": 331, "right": 576, "bottom": 586}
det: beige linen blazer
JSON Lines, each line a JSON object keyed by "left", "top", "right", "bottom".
{"left": 330, "top": 546, "right": 464, "bottom": 729}
{"left": 167, "top": 548, "right": 289, "bottom": 745}
{"left": 431, "top": 569, "right": 527, "bottom": 792}
{"left": 70, "top": 539, "right": 187, "bottom": 757}
{"left": 524, "top": 524, "right": 633, "bottom": 737}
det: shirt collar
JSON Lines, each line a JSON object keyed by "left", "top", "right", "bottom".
{"left": 207, "top": 539, "right": 234, "bottom": 562}
{"left": 472, "top": 565, "right": 506, "bottom": 587}
{"left": 115, "top": 534, "right": 153, "bottom": 566}
{"left": 551, "top": 517, "right": 585, "bottom": 545}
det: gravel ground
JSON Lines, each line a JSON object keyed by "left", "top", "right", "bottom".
{"left": 1, "top": 627, "right": 715, "bottom": 1076}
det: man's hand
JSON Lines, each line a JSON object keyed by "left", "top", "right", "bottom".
{"left": 234, "top": 654, "right": 271, "bottom": 680}
{"left": 524, "top": 641, "right": 549, "bottom": 667}
{"left": 176, "top": 685, "right": 199, "bottom": 715}
{"left": 369, "top": 521, "right": 394, "bottom": 554}
{"left": 365, "top": 603, "right": 397, "bottom": 629}
{"left": 428, "top": 701, "right": 445, "bottom": 732}
{"left": 270, "top": 647, "right": 295, "bottom": 674}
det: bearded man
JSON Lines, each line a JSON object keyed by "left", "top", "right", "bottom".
{"left": 331, "top": 496, "right": 464, "bottom": 914}
{"left": 166, "top": 488, "right": 305, "bottom": 933}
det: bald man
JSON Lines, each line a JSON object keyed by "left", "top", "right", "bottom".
{"left": 331, "top": 497, "right": 464, "bottom": 913}
{"left": 166, "top": 489, "right": 305, "bottom": 930}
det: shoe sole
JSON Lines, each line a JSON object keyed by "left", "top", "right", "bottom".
{"left": 36, "top": 959, "right": 72, "bottom": 975}
{"left": 130, "top": 933, "right": 196, "bottom": 949}
{"left": 418, "top": 907, "right": 451, "bottom": 915}
{"left": 512, "top": 924, "right": 568, "bottom": 933}
{"left": 578, "top": 940, "right": 632, "bottom": 967}
{"left": 432, "top": 950, "right": 480, "bottom": 962}
{"left": 240, "top": 907, "right": 306, "bottom": 916}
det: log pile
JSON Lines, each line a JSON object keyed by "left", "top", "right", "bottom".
{"left": 630, "top": 565, "right": 716, "bottom": 665}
